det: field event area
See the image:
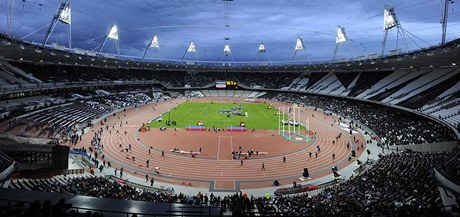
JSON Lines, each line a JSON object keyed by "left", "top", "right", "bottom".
{"left": 148, "top": 101, "right": 306, "bottom": 130}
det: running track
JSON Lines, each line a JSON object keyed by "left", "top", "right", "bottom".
{"left": 75, "top": 98, "right": 366, "bottom": 191}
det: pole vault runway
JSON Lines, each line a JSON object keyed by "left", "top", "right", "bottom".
{"left": 76, "top": 97, "right": 367, "bottom": 191}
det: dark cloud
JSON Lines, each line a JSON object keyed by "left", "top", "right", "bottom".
{"left": 1, "top": 0, "right": 459, "bottom": 63}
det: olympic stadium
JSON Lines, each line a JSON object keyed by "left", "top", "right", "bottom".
{"left": 0, "top": 0, "right": 459, "bottom": 216}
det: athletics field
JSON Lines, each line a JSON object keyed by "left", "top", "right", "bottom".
{"left": 148, "top": 101, "right": 305, "bottom": 130}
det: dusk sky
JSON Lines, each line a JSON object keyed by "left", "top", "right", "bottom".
{"left": 1, "top": 0, "right": 459, "bottom": 63}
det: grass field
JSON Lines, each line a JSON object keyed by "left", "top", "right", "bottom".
{"left": 148, "top": 102, "right": 305, "bottom": 130}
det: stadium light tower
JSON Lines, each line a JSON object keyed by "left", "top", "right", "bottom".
{"left": 219, "top": 44, "right": 234, "bottom": 65}
{"left": 256, "top": 42, "right": 272, "bottom": 65}
{"left": 98, "top": 23, "right": 120, "bottom": 56}
{"left": 380, "top": 5, "right": 431, "bottom": 57}
{"left": 182, "top": 41, "right": 199, "bottom": 63}
{"left": 332, "top": 25, "right": 354, "bottom": 63}
{"left": 142, "top": 35, "right": 161, "bottom": 61}
{"left": 381, "top": 5, "right": 404, "bottom": 57}
{"left": 292, "top": 36, "right": 311, "bottom": 64}
{"left": 43, "top": 0, "right": 72, "bottom": 48}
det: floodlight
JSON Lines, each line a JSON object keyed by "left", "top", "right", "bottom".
{"left": 258, "top": 43, "right": 266, "bottom": 53}
{"left": 384, "top": 5, "right": 398, "bottom": 30}
{"left": 336, "top": 26, "right": 348, "bottom": 44}
{"left": 150, "top": 35, "right": 159, "bottom": 48}
{"left": 58, "top": 3, "right": 71, "bottom": 24}
{"left": 295, "top": 37, "right": 304, "bottom": 51}
{"left": 43, "top": 0, "right": 71, "bottom": 48}
{"left": 187, "top": 41, "right": 196, "bottom": 53}
{"left": 107, "top": 24, "right": 118, "bottom": 40}
{"left": 223, "top": 44, "right": 231, "bottom": 53}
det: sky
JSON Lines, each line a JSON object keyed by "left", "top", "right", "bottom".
{"left": 1, "top": 0, "right": 459, "bottom": 63}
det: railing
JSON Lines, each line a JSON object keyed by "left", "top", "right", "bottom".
{"left": 0, "top": 198, "right": 222, "bottom": 217}
{"left": 0, "top": 80, "right": 162, "bottom": 95}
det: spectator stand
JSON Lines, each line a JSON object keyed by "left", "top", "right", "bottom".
{"left": 105, "top": 174, "right": 173, "bottom": 195}
{"left": 254, "top": 151, "right": 457, "bottom": 216}
{"left": 0, "top": 187, "right": 221, "bottom": 217}
{"left": 267, "top": 91, "right": 457, "bottom": 146}
{"left": 274, "top": 183, "right": 321, "bottom": 197}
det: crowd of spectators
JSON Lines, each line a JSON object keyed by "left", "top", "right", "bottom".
{"left": 1, "top": 89, "right": 153, "bottom": 142}
{"left": 438, "top": 151, "right": 460, "bottom": 185}
{"left": 10, "top": 61, "right": 299, "bottom": 89}
{"left": 79, "top": 91, "right": 152, "bottom": 110}
{"left": 9, "top": 175, "right": 259, "bottom": 215}
{"left": 9, "top": 149, "right": 458, "bottom": 217}
{"left": 254, "top": 151, "right": 457, "bottom": 216}
{"left": 2, "top": 102, "right": 103, "bottom": 140}
{"left": 10, "top": 62, "right": 185, "bottom": 87}
{"left": 183, "top": 71, "right": 298, "bottom": 89}
{"left": 0, "top": 198, "right": 75, "bottom": 217}
{"left": 264, "top": 92, "right": 457, "bottom": 145}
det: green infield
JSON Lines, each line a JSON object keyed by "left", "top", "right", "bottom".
{"left": 148, "top": 102, "right": 305, "bottom": 130}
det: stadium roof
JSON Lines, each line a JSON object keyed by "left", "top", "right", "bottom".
{"left": 1, "top": 0, "right": 459, "bottom": 64}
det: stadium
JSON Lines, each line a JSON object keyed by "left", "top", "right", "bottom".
{"left": 0, "top": 0, "right": 459, "bottom": 216}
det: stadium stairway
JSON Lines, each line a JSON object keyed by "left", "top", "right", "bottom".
{"left": 399, "top": 72, "right": 460, "bottom": 109}
{"left": 369, "top": 69, "right": 429, "bottom": 101}
{"left": 355, "top": 69, "right": 411, "bottom": 99}
{"left": 308, "top": 72, "right": 334, "bottom": 92}
{"left": 387, "top": 68, "right": 458, "bottom": 105}
{"left": 305, "top": 72, "right": 327, "bottom": 90}
{"left": 347, "top": 70, "right": 390, "bottom": 97}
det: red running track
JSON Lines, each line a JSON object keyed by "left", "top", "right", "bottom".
{"left": 75, "top": 98, "right": 366, "bottom": 191}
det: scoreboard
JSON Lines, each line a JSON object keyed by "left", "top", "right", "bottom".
{"left": 226, "top": 80, "right": 237, "bottom": 87}
{"left": 216, "top": 80, "right": 238, "bottom": 89}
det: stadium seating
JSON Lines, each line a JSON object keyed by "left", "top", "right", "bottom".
{"left": 255, "top": 151, "right": 458, "bottom": 216}
{"left": 263, "top": 92, "right": 456, "bottom": 145}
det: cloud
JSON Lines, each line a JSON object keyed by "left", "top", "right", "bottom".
{"left": 1, "top": 0, "right": 458, "bottom": 62}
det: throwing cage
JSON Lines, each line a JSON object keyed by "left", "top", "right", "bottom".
{"left": 278, "top": 106, "right": 312, "bottom": 143}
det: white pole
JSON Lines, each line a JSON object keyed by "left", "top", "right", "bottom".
{"left": 282, "top": 107, "right": 284, "bottom": 133}
{"left": 293, "top": 106, "right": 295, "bottom": 136}
{"left": 294, "top": 107, "right": 297, "bottom": 136}
{"left": 299, "top": 108, "right": 302, "bottom": 136}
{"left": 297, "top": 107, "right": 300, "bottom": 135}
{"left": 278, "top": 107, "right": 281, "bottom": 135}
{"left": 305, "top": 119, "right": 308, "bottom": 141}
{"left": 288, "top": 107, "right": 291, "bottom": 136}
{"left": 297, "top": 107, "right": 300, "bottom": 136}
